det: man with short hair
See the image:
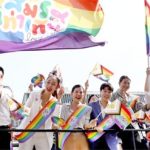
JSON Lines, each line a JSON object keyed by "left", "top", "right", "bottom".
{"left": 0, "top": 66, "right": 13, "bottom": 150}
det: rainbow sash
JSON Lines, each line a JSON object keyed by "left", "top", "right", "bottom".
{"left": 58, "top": 105, "right": 90, "bottom": 149}
{"left": 15, "top": 98, "right": 57, "bottom": 143}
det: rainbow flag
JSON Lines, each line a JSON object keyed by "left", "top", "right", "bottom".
{"left": 92, "top": 64, "right": 113, "bottom": 82}
{"left": 58, "top": 105, "right": 90, "bottom": 149}
{"left": 51, "top": 116, "right": 65, "bottom": 127}
{"left": 31, "top": 74, "right": 45, "bottom": 88}
{"left": 86, "top": 116, "right": 115, "bottom": 142}
{"left": 145, "top": 0, "right": 150, "bottom": 55}
{"left": 114, "top": 104, "right": 132, "bottom": 129}
{"left": 8, "top": 97, "right": 30, "bottom": 120}
{"left": 15, "top": 98, "right": 57, "bottom": 143}
{"left": 0, "top": 0, "right": 104, "bottom": 53}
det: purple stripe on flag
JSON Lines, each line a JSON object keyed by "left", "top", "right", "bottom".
{"left": 0, "top": 31, "right": 105, "bottom": 53}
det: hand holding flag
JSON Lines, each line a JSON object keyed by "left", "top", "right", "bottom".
{"left": 7, "top": 97, "right": 30, "bottom": 120}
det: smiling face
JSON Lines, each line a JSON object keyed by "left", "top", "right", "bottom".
{"left": 71, "top": 86, "right": 84, "bottom": 102}
{"left": 119, "top": 78, "right": 130, "bottom": 92}
{"left": 45, "top": 76, "right": 59, "bottom": 94}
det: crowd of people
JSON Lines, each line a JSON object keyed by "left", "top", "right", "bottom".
{"left": 0, "top": 66, "right": 150, "bottom": 150}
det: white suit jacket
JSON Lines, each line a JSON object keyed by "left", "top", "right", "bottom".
{"left": 16, "top": 90, "right": 62, "bottom": 149}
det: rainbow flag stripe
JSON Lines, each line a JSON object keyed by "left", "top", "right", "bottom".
{"left": 145, "top": 0, "right": 150, "bottom": 55}
{"left": 58, "top": 105, "right": 90, "bottom": 149}
{"left": 86, "top": 116, "right": 115, "bottom": 142}
{"left": 15, "top": 98, "right": 57, "bottom": 143}
{"left": 54, "top": 0, "right": 104, "bottom": 36}
{"left": 101, "top": 65, "right": 113, "bottom": 79}
{"left": 121, "top": 104, "right": 132, "bottom": 123}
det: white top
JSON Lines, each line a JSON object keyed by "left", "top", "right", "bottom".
{"left": 0, "top": 86, "right": 13, "bottom": 126}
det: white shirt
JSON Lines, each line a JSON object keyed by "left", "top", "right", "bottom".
{"left": 0, "top": 86, "right": 13, "bottom": 126}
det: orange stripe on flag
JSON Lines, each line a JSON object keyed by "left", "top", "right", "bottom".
{"left": 101, "top": 65, "right": 113, "bottom": 77}
{"left": 55, "top": 0, "right": 101, "bottom": 11}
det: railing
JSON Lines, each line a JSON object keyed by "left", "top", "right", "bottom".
{"left": 1, "top": 128, "right": 150, "bottom": 150}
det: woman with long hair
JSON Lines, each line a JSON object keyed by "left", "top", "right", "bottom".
{"left": 17, "top": 70, "right": 63, "bottom": 150}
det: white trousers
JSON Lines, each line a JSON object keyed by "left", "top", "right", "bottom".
{"left": 19, "top": 132, "right": 49, "bottom": 150}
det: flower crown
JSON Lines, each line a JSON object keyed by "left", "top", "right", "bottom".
{"left": 48, "top": 65, "right": 63, "bottom": 84}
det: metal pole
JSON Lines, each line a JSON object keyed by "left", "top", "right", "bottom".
{"left": 132, "top": 130, "right": 136, "bottom": 150}
{"left": 55, "top": 130, "right": 59, "bottom": 150}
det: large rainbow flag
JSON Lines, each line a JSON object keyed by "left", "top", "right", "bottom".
{"left": 0, "top": 0, "right": 104, "bottom": 53}
{"left": 145, "top": 0, "right": 150, "bottom": 55}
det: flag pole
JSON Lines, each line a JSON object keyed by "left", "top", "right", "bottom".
{"left": 87, "top": 72, "right": 91, "bottom": 80}
{"left": 148, "top": 55, "right": 150, "bottom": 68}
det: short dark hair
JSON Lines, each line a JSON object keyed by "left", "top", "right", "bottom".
{"left": 100, "top": 83, "right": 113, "bottom": 92}
{"left": 0, "top": 66, "right": 4, "bottom": 75}
{"left": 71, "top": 84, "right": 83, "bottom": 93}
{"left": 88, "top": 94, "right": 95, "bottom": 103}
{"left": 119, "top": 75, "right": 131, "bottom": 84}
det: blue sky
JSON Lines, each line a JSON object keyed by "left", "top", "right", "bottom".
{"left": 0, "top": 0, "right": 148, "bottom": 101}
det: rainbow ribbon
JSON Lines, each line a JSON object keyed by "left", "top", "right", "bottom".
{"left": 15, "top": 98, "right": 57, "bottom": 143}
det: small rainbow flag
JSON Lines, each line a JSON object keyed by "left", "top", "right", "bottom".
{"left": 58, "top": 105, "right": 90, "bottom": 149}
{"left": 8, "top": 97, "right": 30, "bottom": 120}
{"left": 114, "top": 104, "right": 132, "bottom": 129}
{"left": 51, "top": 116, "right": 66, "bottom": 127}
{"left": 31, "top": 74, "right": 45, "bottom": 88}
{"left": 91, "top": 64, "right": 113, "bottom": 82}
{"left": 86, "top": 116, "right": 115, "bottom": 142}
{"left": 15, "top": 98, "right": 57, "bottom": 143}
{"left": 145, "top": 0, "right": 150, "bottom": 56}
